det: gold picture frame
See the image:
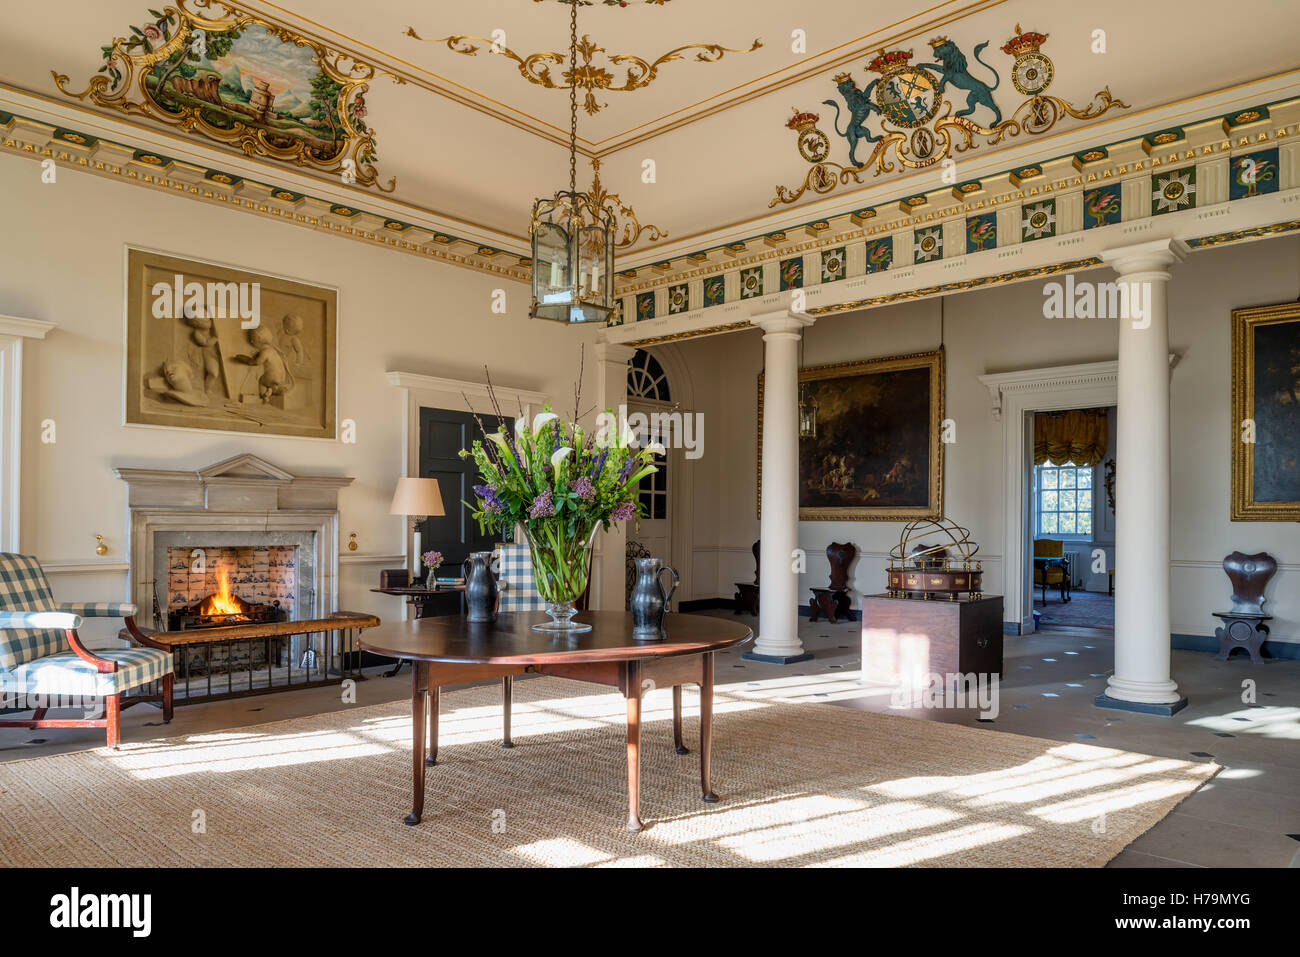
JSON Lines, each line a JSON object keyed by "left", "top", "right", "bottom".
{"left": 125, "top": 248, "right": 337, "bottom": 439}
{"left": 1231, "top": 301, "right": 1300, "bottom": 520}
{"left": 54, "top": 0, "right": 395, "bottom": 190}
{"left": 758, "top": 349, "right": 944, "bottom": 521}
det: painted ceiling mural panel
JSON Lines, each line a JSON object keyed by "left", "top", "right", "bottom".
{"left": 52, "top": 0, "right": 397, "bottom": 189}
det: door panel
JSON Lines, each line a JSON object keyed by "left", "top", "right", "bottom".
{"left": 418, "top": 407, "right": 505, "bottom": 573}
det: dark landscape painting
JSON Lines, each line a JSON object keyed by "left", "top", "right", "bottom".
{"left": 759, "top": 350, "right": 944, "bottom": 520}
{"left": 1234, "top": 303, "right": 1300, "bottom": 519}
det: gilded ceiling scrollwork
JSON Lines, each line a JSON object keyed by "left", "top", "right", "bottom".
{"left": 53, "top": 0, "right": 398, "bottom": 190}
{"left": 405, "top": 26, "right": 761, "bottom": 116}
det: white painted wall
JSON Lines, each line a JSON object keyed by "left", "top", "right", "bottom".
{"left": 676, "top": 235, "right": 1300, "bottom": 648}
{"left": 0, "top": 151, "right": 600, "bottom": 646}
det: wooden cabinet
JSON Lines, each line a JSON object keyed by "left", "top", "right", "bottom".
{"left": 861, "top": 594, "right": 1004, "bottom": 685}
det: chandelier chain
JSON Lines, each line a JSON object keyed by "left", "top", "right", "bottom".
{"left": 568, "top": 0, "right": 577, "bottom": 195}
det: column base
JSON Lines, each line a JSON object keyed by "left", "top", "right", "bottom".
{"left": 742, "top": 651, "right": 814, "bottom": 665}
{"left": 1094, "top": 692, "right": 1188, "bottom": 717}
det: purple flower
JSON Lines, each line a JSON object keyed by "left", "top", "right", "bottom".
{"left": 610, "top": 501, "right": 636, "bottom": 523}
{"left": 571, "top": 476, "right": 595, "bottom": 502}
{"left": 590, "top": 448, "right": 609, "bottom": 480}
{"left": 422, "top": 550, "right": 443, "bottom": 569}
{"left": 528, "top": 489, "right": 556, "bottom": 519}
{"left": 474, "top": 484, "right": 504, "bottom": 514}
{"left": 617, "top": 457, "right": 635, "bottom": 483}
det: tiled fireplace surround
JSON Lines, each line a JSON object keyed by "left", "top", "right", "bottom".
{"left": 115, "top": 454, "right": 353, "bottom": 631}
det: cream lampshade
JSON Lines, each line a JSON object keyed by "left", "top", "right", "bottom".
{"left": 389, "top": 478, "right": 445, "bottom": 581}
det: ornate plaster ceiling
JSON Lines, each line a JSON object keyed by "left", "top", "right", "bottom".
{"left": 2, "top": 0, "right": 1299, "bottom": 267}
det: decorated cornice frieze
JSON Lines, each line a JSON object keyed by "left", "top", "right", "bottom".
{"left": 610, "top": 93, "right": 1300, "bottom": 300}
{"left": 0, "top": 108, "right": 529, "bottom": 282}
{"left": 606, "top": 95, "right": 1300, "bottom": 345}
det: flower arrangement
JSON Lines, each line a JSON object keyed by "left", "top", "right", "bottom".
{"left": 460, "top": 384, "right": 660, "bottom": 631}
{"left": 421, "top": 550, "right": 443, "bottom": 589}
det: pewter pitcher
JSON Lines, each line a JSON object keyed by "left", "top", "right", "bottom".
{"left": 464, "top": 551, "right": 497, "bottom": 623}
{"left": 630, "top": 557, "right": 679, "bottom": 640}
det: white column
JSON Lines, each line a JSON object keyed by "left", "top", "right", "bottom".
{"left": 594, "top": 342, "right": 637, "bottom": 611}
{"left": 744, "top": 310, "right": 814, "bottom": 663}
{"left": 1097, "top": 239, "right": 1188, "bottom": 714}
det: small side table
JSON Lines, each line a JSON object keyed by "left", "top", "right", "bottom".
{"left": 1212, "top": 612, "right": 1272, "bottom": 663}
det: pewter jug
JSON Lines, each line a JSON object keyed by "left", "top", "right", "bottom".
{"left": 630, "top": 557, "right": 679, "bottom": 640}
{"left": 464, "top": 551, "right": 497, "bottom": 623}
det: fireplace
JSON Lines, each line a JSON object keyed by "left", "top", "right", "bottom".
{"left": 113, "top": 454, "right": 358, "bottom": 697}
{"left": 165, "top": 546, "right": 295, "bottom": 631}
{"left": 116, "top": 452, "right": 352, "bottom": 633}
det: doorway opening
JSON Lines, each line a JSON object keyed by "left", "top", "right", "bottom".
{"left": 1028, "top": 405, "right": 1115, "bottom": 633}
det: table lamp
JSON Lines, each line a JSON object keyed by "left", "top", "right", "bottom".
{"left": 389, "top": 477, "right": 445, "bottom": 584}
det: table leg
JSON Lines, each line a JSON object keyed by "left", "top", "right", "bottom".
{"left": 405, "top": 661, "right": 428, "bottom": 826}
{"left": 426, "top": 686, "right": 440, "bottom": 766}
{"left": 700, "top": 652, "right": 717, "bottom": 803}
{"left": 501, "top": 676, "right": 514, "bottom": 748}
{"left": 384, "top": 658, "right": 408, "bottom": 678}
{"left": 625, "top": 660, "right": 643, "bottom": 832}
{"left": 672, "top": 685, "right": 689, "bottom": 755}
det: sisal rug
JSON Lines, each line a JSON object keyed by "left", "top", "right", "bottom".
{"left": 0, "top": 679, "right": 1215, "bottom": 867}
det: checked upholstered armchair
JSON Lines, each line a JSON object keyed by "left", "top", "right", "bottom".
{"left": 0, "top": 553, "right": 173, "bottom": 748}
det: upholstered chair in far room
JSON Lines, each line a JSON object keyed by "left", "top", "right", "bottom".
{"left": 1032, "top": 538, "right": 1071, "bottom": 604}
{"left": 0, "top": 553, "right": 173, "bottom": 748}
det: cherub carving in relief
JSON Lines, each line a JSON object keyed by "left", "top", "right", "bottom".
{"left": 233, "top": 325, "right": 295, "bottom": 403}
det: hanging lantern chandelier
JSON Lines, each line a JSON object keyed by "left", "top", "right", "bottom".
{"left": 799, "top": 382, "right": 818, "bottom": 438}
{"left": 530, "top": 0, "right": 616, "bottom": 324}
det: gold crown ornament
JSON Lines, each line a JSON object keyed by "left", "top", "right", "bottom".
{"left": 787, "top": 108, "right": 821, "bottom": 131}
{"left": 927, "top": 35, "right": 948, "bottom": 48}
{"left": 1002, "top": 24, "right": 1049, "bottom": 57}
{"left": 865, "top": 49, "right": 913, "bottom": 74}
{"left": 832, "top": 71, "right": 853, "bottom": 84}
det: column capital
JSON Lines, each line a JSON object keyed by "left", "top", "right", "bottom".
{"left": 594, "top": 342, "right": 638, "bottom": 364}
{"left": 750, "top": 309, "right": 814, "bottom": 338}
{"left": 1100, "top": 238, "right": 1190, "bottom": 278}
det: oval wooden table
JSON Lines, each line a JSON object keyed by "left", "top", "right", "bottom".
{"left": 359, "top": 610, "right": 752, "bottom": 831}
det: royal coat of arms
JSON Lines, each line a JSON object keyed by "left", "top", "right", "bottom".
{"left": 772, "top": 25, "right": 1127, "bottom": 207}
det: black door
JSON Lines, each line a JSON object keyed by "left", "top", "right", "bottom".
{"left": 418, "top": 407, "right": 506, "bottom": 575}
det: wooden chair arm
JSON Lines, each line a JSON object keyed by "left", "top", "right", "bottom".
{"left": 64, "top": 629, "right": 116, "bottom": 674}
{"left": 123, "top": 616, "right": 173, "bottom": 651}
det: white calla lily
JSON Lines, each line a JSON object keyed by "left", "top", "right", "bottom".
{"left": 645, "top": 441, "right": 666, "bottom": 456}
{"left": 484, "top": 431, "right": 508, "bottom": 449}
{"left": 550, "top": 447, "right": 573, "bottom": 469}
{"left": 514, "top": 415, "right": 528, "bottom": 439}
{"left": 532, "top": 411, "right": 559, "bottom": 435}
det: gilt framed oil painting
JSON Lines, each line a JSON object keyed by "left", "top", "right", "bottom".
{"left": 125, "top": 248, "right": 337, "bottom": 439}
{"left": 758, "top": 349, "right": 944, "bottom": 520}
{"left": 1232, "top": 302, "right": 1300, "bottom": 520}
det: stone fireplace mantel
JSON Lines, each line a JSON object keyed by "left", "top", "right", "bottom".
{"left": 115, "top": 454, "right": 353, "bottom": 627}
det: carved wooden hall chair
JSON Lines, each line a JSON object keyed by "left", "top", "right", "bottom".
{"left": 0, "top": 552, "right": 173, "bottom": 748}
{"left": 1032, "top": 538, "right": 1071, "bottom": 604}
{"left": 733, "top": 540, "right": 761, "bottom": 616}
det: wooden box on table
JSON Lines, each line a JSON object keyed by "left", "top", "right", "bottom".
{"left": 860, "top": 594, "right": 1004, "bottom": 686}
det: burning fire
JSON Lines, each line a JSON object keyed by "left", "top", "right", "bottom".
{"left": 198, "top": 567, "right": 249, "bottom": 618}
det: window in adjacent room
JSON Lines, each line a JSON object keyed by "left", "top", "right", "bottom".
{"left": 1035, "top": 461, "right": 1093, "bottom": 537}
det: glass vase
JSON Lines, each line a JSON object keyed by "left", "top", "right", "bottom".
{"left": 521, "top": 523, "right": 599, "bottom": 633}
